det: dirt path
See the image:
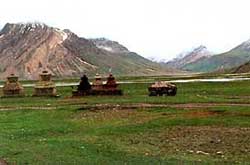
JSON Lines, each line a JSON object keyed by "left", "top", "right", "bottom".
{"left": 78, "top": 103, "right": 250, "bottom": 111}
{"left": 0, "top": 106, "right": 56, "bottom": 111}
{"left": 1, "top": 102, "right": 250, "bottom": 111}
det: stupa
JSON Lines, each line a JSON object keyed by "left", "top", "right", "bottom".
{"left": 2, "top": 74, "right": 24, "bottom": 97}
{"left": 92, "top": 73, "right": 103, "bottom": 90}
{"left": 105, "top": 74, "right": 118, "bottom": 89}
{"left": 33, "top": 70, "right": 57, "bottom": 97}
{"left": 72, "top": 74, "right": 91, "bottom": 96}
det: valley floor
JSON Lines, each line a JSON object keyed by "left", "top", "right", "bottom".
{"left": 0, "top": 76, "right": 250, "bottom": 164}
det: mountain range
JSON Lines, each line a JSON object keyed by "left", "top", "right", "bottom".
{"left": 0, "top": 23, "right": 171, "bottom": 79}
{"left": 165, "top": 45, "right": 212, "bottom": 70}
{"left": 167, "top": 40, "right": 250, "bottom": 73}
{"left": 2, "top": 22, "right": 250, "bottom": 79}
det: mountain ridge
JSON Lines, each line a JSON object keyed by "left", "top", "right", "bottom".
{"left": 182, "top": 39, "right": 250, "bottom": 72}
{"left": 165, "top": 45, "right": 212, "bottom": 70}
{"left": 0, "top": 22, "right": 173, "bottom": 80}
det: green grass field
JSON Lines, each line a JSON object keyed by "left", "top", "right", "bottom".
{"left": 0, "top": 77, "right": 250, "bottom": 164}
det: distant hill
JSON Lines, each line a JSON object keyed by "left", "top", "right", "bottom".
{"left": 0, "top": 23, "right": 173, "bottom": 80}
{"left": 229, "top": 61, "right": 250, "bottom": 73}
{"left": 165, "top": 45, "right": 212, "bottom": 69}
{"left": 182, "top": 39, "right": 250, "bottom": 72}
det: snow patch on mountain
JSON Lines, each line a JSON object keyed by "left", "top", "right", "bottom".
{"left": 90, "top": 38, "right": 129, "bottom": 54}
{"left": 236, "top": 38, "right": 250, "bottom": 50}
{"left": 96, "top": 45, "right": 114, "bottom": 52}
{"left": 55, "top": 28, "right": 68, "bottom": 42}
{"left": 147, "top": 56, "right": 169, "bottom": 63}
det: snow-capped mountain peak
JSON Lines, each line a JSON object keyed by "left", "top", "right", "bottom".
{"left": 165, "top": 45, "right": 213, "bottom": 69}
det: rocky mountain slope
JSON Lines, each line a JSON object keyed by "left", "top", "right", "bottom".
{"left": 182, "top": 39, "right": 250, "bottom": 72}
{"left": 166, "top": 45, "right": 212, "bottom": 69}
{"left": 0, "top": 23, "right": 171, "bottom": 80}
{"left": 229, "top": 61, "right": 250, "bottom": 73}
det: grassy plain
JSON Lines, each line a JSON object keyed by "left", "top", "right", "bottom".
{"left": 0, "top": 76, "right": 250, "bottom": 164}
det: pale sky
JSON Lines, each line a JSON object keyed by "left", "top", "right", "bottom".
{"left": 1, "top": 0, "right": 250, "bottom": 61}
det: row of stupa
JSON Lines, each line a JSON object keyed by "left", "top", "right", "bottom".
{"left": 72, "top": 73, "right": 122, "bottom": 96}
{"left": 1, "top": 70, "right": 57, "bottom": 97}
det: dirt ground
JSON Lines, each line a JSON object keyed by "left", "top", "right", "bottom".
{"left": 74, "top": 107, "right": 250, "bottom": 162}
{"left": 0, "top": 159, "right": 7, "bottom": 165}
{"left": 124, "top": 126, "right": 250, "bottom": 161}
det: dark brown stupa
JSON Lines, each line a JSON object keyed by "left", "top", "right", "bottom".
{"left": 72, "top": 73, "right": 122, "bottom": 96}
{"left": 91, "top": 73, "right": 122, "bottom": 95}
{"left": 33, "top": 70, "right": 57, "bottom": 97}
{"left": 104, "top": 74, "right": 118, "bottom": 89}
{"left": 2, "top": 74, "right": 24, "bottom": 97}
{"left": 72, "top": 74, "right": 91, "bottom": 96}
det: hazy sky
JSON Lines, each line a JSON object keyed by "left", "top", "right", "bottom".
{"left": 1, "top": 0, "right": 250, "bottom": 60}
